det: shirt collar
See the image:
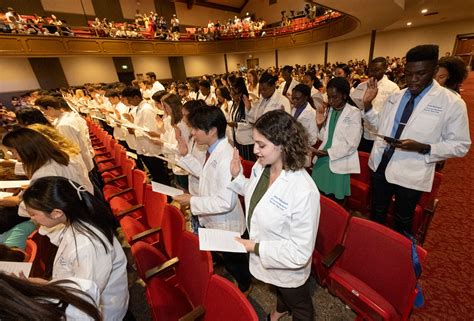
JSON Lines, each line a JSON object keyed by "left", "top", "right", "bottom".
{"left": 208, "top": 137, "right": 224, "bottom": 154}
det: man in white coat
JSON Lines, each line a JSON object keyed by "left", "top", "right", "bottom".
{"left": 277, "top": 65, "right": 299, "bottom": 101}
{"left": 362, "top": 44, "right": 471, "bottom": 235}
{"left": 146, "top": 71, "right": 165, "bottom": 95}
{"left": 173, "top": 106, "right": 252, "bottom": 293}
{"left": 351, "top": 57, "right": 399, "bottom": 152}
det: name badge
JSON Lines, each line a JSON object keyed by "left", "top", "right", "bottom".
{"left": 269, "top": 195, "right": 288, "bottom": 211}
{"left": 423, "top": 104, "right": 443, "bottom": 114}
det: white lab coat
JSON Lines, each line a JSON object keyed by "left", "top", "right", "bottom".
{"left": 41, "top": 223, "right": 129, "bottom": 321}
{"left": 228, "top": 161, "right": 320, "bottom": 288}
{"left": 235, "top": 90, "right": 291, "bottom": 145}
{"left": 112, "top": 102, "right": 129, "bottom": 141}
{"left": 125, "top": 106, "right": 138, "bottom": 150}
{"left": 134, "top": 100, "right": 161, "bottom": 156}
{"left": 292, "top": 103, "right": 318, "bottom": 146}
{"left": 57, "top": 277, "right": 100, "bottom": 321}
{"left": 277, "top": 78, "right": 299, "bottom": 98}
{"left": 350, "top": 76, "right": 399, "bottom": 140}
{"left": 178, "top": 139, "right": 245, "bottom": 234}
{"left": 55, "top": 112, "right": 94, "bottom": 172}
{"left": 316, "top": 103, "right": 362, "bottom": 174}
{"left": 363, "top": 81, "right": 471, "bottom": 192}
{"left": 151, "top": 80, "right": 165, "bottom": 95}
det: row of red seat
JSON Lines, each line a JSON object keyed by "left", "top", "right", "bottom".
{"left": 313, "top": 196, "right": 428, "bottom": 321}
{"left": 87, "top": 119, "right": 258, "bottom": 321}
{"left": 347, "top": 151, "right": 443, "bottom": 245}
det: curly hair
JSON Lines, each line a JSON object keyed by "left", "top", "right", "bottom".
{"left": 254, "top": 110, "right": 309, "bottom": 171}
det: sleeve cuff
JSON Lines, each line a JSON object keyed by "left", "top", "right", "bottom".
{"left": 254, "top": 242, "right": 260, "bottom": 256}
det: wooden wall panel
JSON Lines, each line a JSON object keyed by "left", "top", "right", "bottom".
{"left": 130, "top": 42, "right": 155, "bottom": 54}
{"left": 66, "top": 40, "right": 102, "bottom": 53}
{"left": 101, "top": 41, "right": 131, "bottom": 54}
{"left": 0, "top": 38, "right": 25, "bottom": 55}
{"left": 25, "top": 38, "right": 66, "bottom": 53}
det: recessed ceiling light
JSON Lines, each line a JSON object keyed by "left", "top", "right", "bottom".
{"left": 421, "top": 9, "right": 428, "bottom": 13}
{"left": 407, "top": 22, "right": 412, "bottom": 26}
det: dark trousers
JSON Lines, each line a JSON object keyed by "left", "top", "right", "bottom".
{"left": 358, "top": 136, "right": 374, "bottom": 153}
{"left": 139, "top": 154, "right": 170, "bottom": 186}
{"left": 276, "top": 277, "right": 314, "bottom": 321}
{"left": 371, "top": 167, "right": 422, "bottom": 236}
{"left": 218, "top": 230, "right": 252, "bottom": 292}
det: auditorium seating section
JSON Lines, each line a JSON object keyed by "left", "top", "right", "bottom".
{"left": 19, "top": 117, "right": 431, "bottom": 320}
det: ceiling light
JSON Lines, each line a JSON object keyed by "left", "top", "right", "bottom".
{"left": 421, "top": 9, "right": 428, "bottom": 13}
{"left": 407, "top": 22, "right": 412, "bottom": 26}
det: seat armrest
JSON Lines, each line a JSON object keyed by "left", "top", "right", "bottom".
{"left": 99, "top": 165, "right": 121, "bottom": 174}
{"left": 425, "top": 199, "right": 439, "bottom": 214}
{"left": 322, "top": 244, "right": 345, "bottom": 268}
{"left": 145, "top": 257, "right": 179, "bottom": 280}
{"left": 179, "top": 305, "right": 205, "bottom": 321}
{"left": 106, "top": 187, "right": 133, "bottom": 202}
{"left": 131, "top": 227, "right": 161, "bottom": 243}
{"left": 104, "top": 174, "right": 126, "bottom": 184}
{"left": 116, "top": 204, "right": 144, "bottom": 218}
{"left": 96, "top": 157, "right": 114, "bottom": 164}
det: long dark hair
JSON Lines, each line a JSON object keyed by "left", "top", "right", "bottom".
{"left": 230, "top": 77, "right": 249, "bottom": 122}
{"left": 2, "top": 128, "right": 69, "bottom": 178}
{"left": 22, "top": 177, "right": 117, "bottom": 252}
{"left": 0, "top": 272, "right": 101, "bottom": 321}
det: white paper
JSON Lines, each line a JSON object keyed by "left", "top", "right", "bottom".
{"left": 0, "top": 180, "right": 30, "bottom": 189}
{"left": 126, "top": 151, "right": 138, "bottom": 160}
{"left": 0, "top": 192, "right": 14, "bottom": 198}
{"left": 151, "top": 181, "right": 184, "bottom": 197}
{"left": 0, "top": 261, "right": 32, "bottom": 277}
{"left": 198, "top": 228, "right": 247, "bottom": 253}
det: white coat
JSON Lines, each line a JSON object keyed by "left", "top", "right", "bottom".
{"left": 350, "top": 75, "right": 399, "bottom": 140}
{"left": 363, "top": 81, "right": 471, "bottom": 192}
{"left": 229, "top": 161, "right": 320, "bottom": 288}
{"left": 316, "top": 103, "right": 362, "bottom": 174}
{"left": 178, "top": 139, "right": 245, "bottom": 234}
{"left": 134, "top": 100, "right": 161, "bottom": 156}
{"left": 292, "top": 103, "right": 318, "bottom": 146}
{"left": 277, "top": 78, "right": 299, "bottom": 98}
{"left": 112, "top": 102, "right": 129, "bottom": 142}
{"left": 40, "top": 223, "right": 129, "bottom": 321}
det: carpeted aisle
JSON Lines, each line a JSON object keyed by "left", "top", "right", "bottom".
{"left": 411, "top": 72, "right": 474, "bottom": 320}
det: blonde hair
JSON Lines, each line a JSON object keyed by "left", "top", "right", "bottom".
{"left": 27, "top": 124, "right": 80, "bottom": 157}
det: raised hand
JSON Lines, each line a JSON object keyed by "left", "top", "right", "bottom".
{"left": 362, "top": 77, "right": 378, "bottom": 110}
{"left": 230, "top": 147, "right": 241, "bottom": 178}
{"left": 316, "top": 103, "right": 328, "bottom": 128}
{"left": 175, "top": 127, "right": 188, "bottom": 156}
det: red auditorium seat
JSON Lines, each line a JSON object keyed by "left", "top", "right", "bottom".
{"left": 24, "top": 238, "right": 37, "bottom": 263}
{"left": 202, "top": 274, "right": 258, "bottom": 321}
{"left": 241, "top": 159, "right": 255, "bottom": 178}
{"left": 145, "top": 231, "right": 214, "bottom": 321}
{"left": 347, "top": 151, "right": 371, "bottom": 214}
{"left": 311, "top": 196, "right": 350, "bottom": 286}
{"left": 326, "top": 217, "right": 427, "bottom": 321}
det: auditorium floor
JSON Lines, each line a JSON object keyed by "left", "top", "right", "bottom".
{"left": 123, "top": 238, "right": 356, "bottom": 321}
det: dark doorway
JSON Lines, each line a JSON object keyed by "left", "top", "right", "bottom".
{"left": 117, "top": 72, "right": 135, "bottom": 85}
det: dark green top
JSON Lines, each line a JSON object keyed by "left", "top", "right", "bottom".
{"left": 248, "top": 166, "right": 270, "bottom": 256}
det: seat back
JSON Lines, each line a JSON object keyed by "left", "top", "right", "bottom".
{"left": 418, "top": 172, "right": 443, "bottom": 209}
{"left": 177, "top": 231, "right": 214, "bottom": 307}
{"left": 241, "top": 159, "right": 255, "bottom": 179}
{"left": 351, "top": 151, "right": 371, "bottom": 184}
{"left": 203, "top": 274, "right": 258, "bottom": 321}
{"left": 159, "top": 205, "right": 185, "bottom": 258}
{"left": 24, "top": 239, "right": 38, "bottom": 263}
{"left": 337, "top": 217, "right": 427, "bottom": 316}
{"left": 147, "top": 276, "right": 193, "bottom": 321}
{"left": 143, "top": 184, "right": 167, "bottom": 228}
{"left": 315, "top": 196, "right": 350, "bottom": 256}
{"left": 131, "top": 241, "right": 169, "bottom": 281}
{"left": 132, "top": 169, "right": 148, "bottom": 205}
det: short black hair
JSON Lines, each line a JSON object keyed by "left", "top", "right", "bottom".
{"left": 370, "top": 57, "right": 387, "bottom": 67}
{"left": 282, "top": 65, "right": 293, "bottom": 72}
{"left": 35, "top": 95, "right": 62, "bottom": 110}
{"left": 146, "top": 72, "right": 157, "bottom": 80}
{"left": 198, "top": 80, "right": 211, "bottom": 89}
{"left": 151, "top": 90, "right": 168, "bottom": 102}
{"left": 121, "top": 86, "right": 142, "bottom": 99}
{"left": 292, "top": 83, "right": 311, "bottom": 97}
{"left": 105, "top": 89, "right": 120, "bottom": 98}
{"left": 336, "top": 63, "right": 350, "bottom": 76}
{"left": 15, "top": 107, "right": 51, "bottom": 127}
{"left": 259, "top": 72, "right": 278, "bottom": 86}
{"left": 406, "top": 44, "right": 439, "bottom": 63}
{"left": 188, "top": 106, "right": 227, "bottom": 138}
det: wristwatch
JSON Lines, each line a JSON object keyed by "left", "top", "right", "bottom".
{"left": 419, "top": 145, "right": 431, "bottom": 155}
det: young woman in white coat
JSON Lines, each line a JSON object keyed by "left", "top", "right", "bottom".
{"left": 312, "top": 77, "right": 362, "bottom": 202}
{"left": 22, "top": 176, "right": 129, "bottom": 321}
{"left": 290, "top": 84, "right": 318, "bottom": 146}
{"left": 231, "top": 110, "right": 320, "bottom": 321}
